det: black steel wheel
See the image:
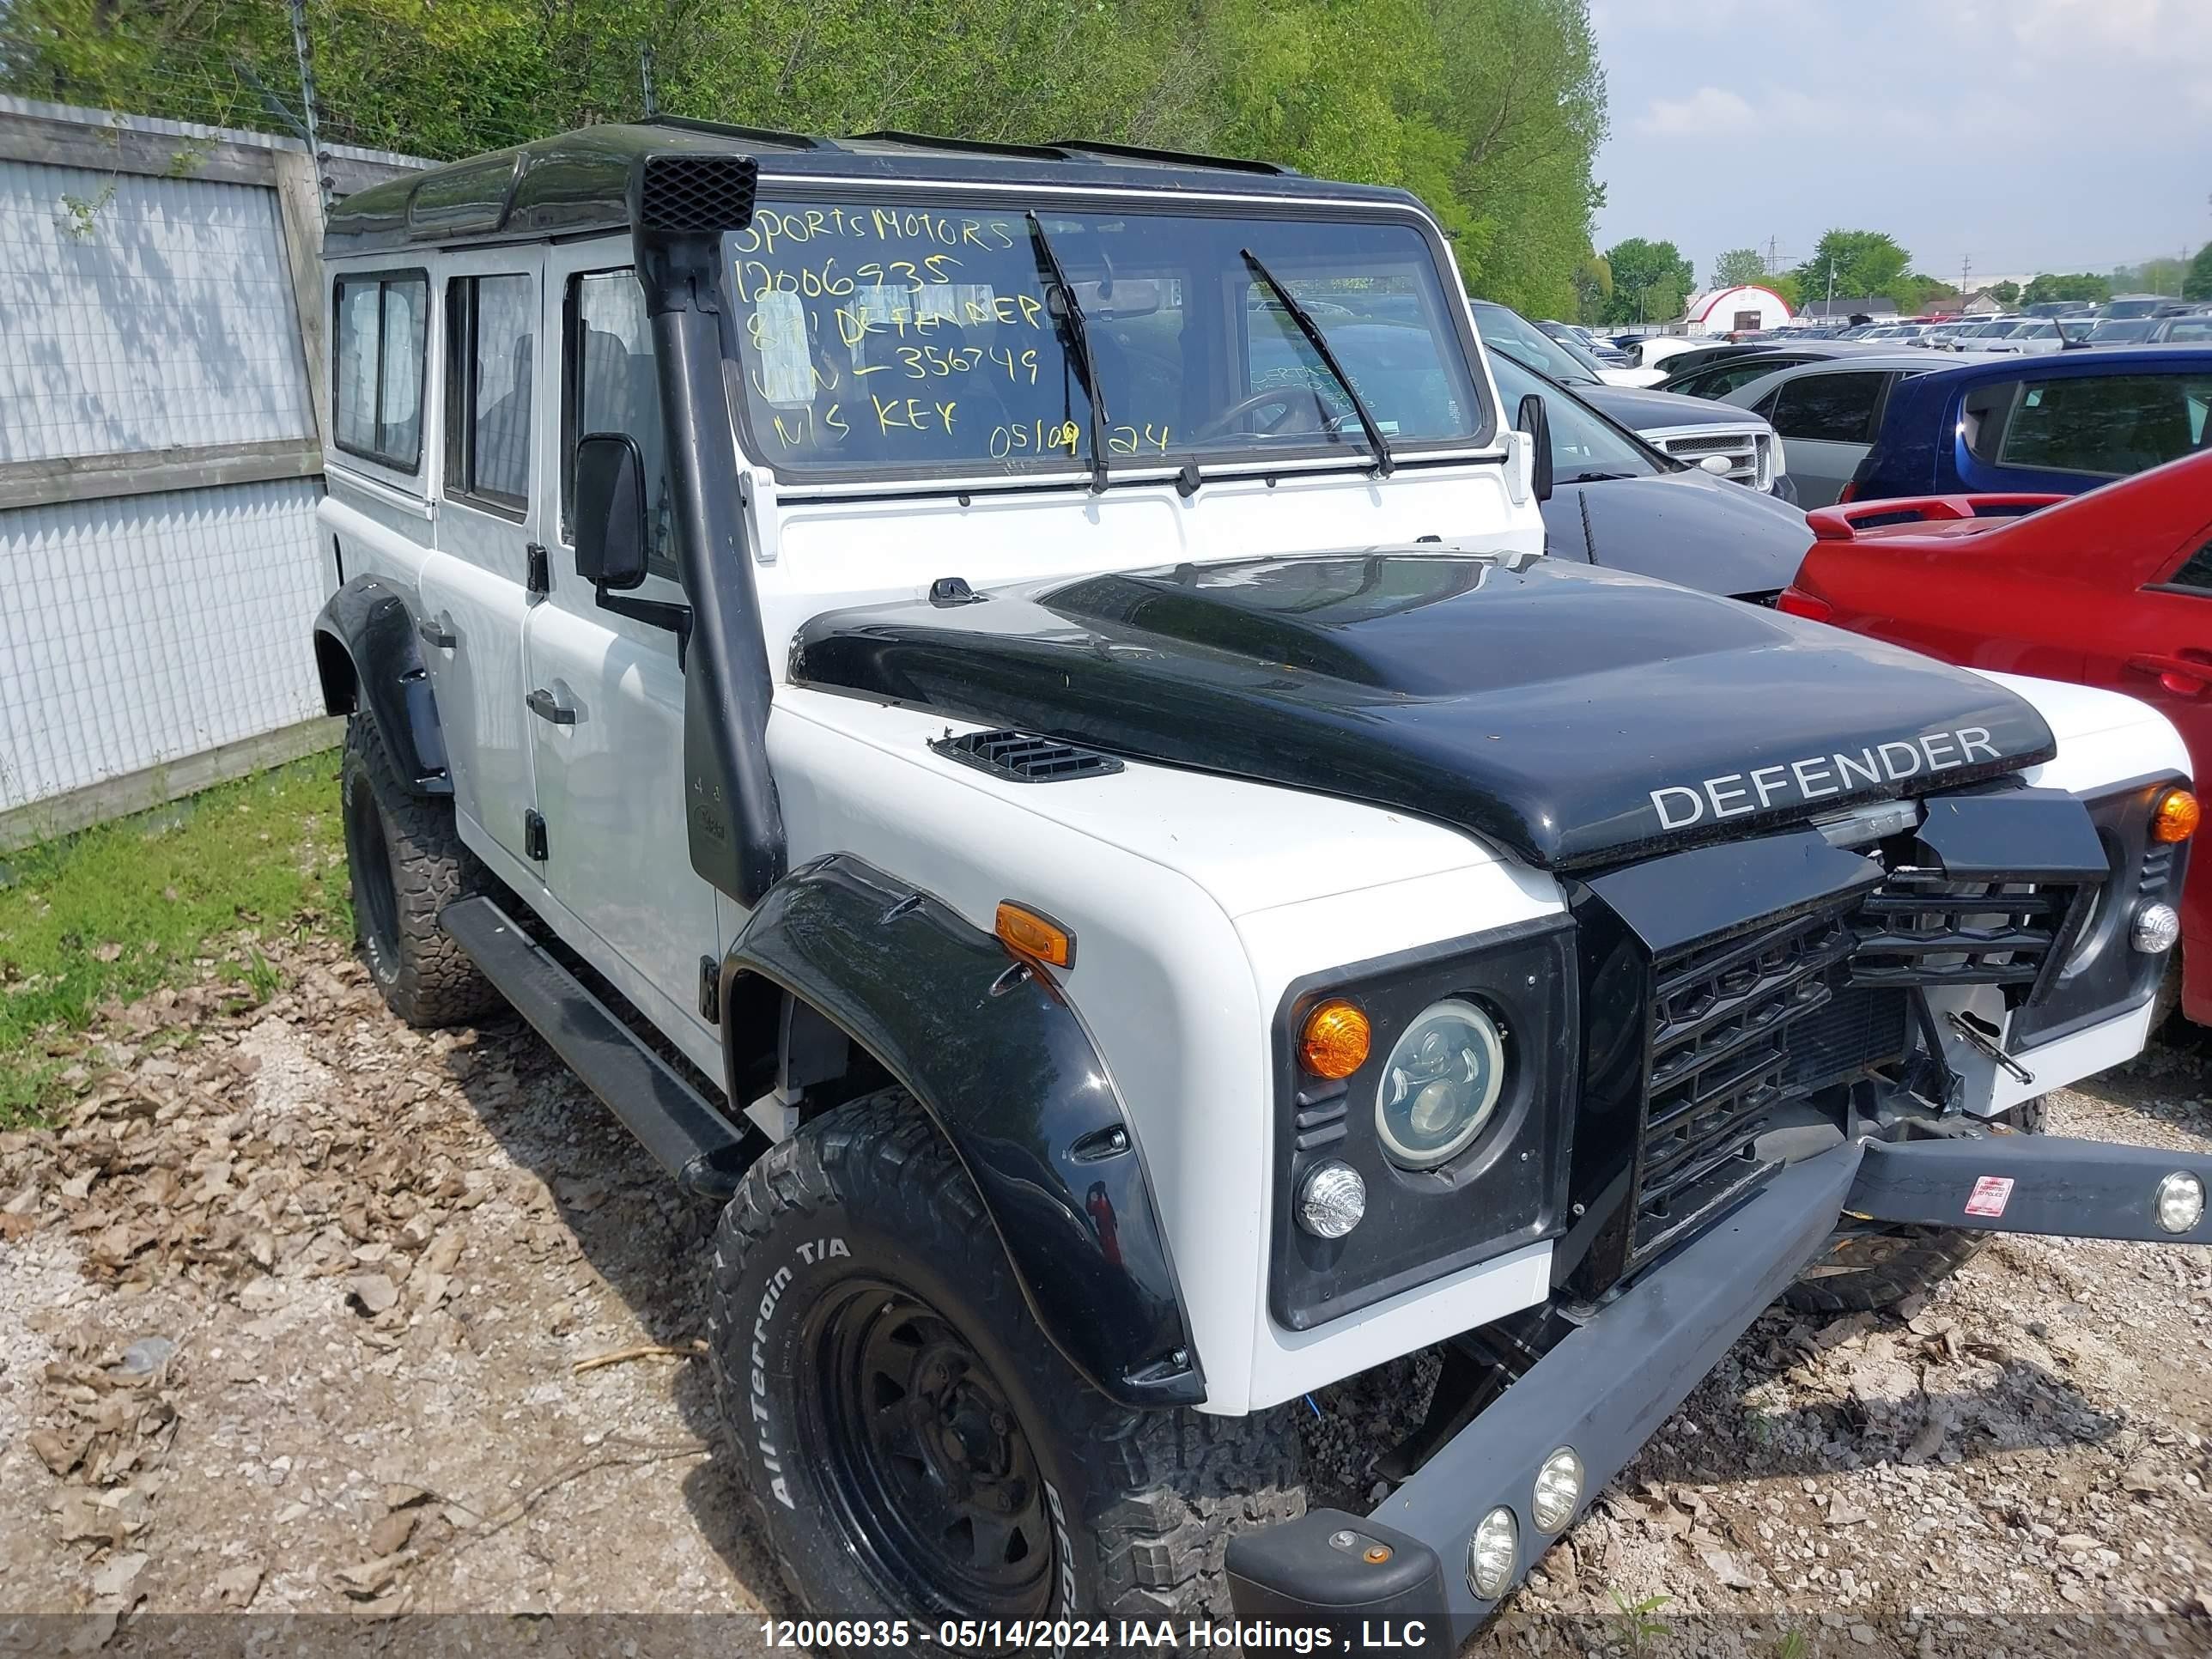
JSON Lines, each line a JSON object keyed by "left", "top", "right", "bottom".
{"left": 708, "top": 1091, "right": 1307, "bottom": 1649}
{"left": 805, "top": 1282, "right": 1054, "bottom": 1619}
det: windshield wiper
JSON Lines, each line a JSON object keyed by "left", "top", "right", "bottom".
{"left": 1026, "top": 212, "right": 1109, "bottom": 494}
{"left": 1240, "top": 248, "right": 1395, "bottom": 477}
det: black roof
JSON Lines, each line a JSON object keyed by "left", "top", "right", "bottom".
{"left": 325, "top": 118, "right": 1421, "bottom": 256}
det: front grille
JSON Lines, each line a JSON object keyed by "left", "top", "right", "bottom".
{"left": 929, "top": 728, "right": 1125, "bottom": 783}
{"left": 1647, "top": 426, "right": 1769, "bottom": 489}
{"left": 1848, "top": 869, "right": 2079, "bottom": 991}
{"left": 1632, "top": 905, "right": 1865, "bottom": 1263}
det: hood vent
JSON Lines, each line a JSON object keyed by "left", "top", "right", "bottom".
{"left": 930, "top": 729, "right": 1124, "bottom": 784}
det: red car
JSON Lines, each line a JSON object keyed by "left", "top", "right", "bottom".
{"left": 1779, "top": 450, "right": 2209, "bottom": 1024}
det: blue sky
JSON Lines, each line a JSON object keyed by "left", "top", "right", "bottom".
{"left": 1588, "top": 0, "right": 2212, "bottom": 292}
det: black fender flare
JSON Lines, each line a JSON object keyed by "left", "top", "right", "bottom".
{"left": 313, "top": 575, "right": 452, "bottom": 796}
{"left": 721, "top": 854, "right": 1203, "bottom": 1410}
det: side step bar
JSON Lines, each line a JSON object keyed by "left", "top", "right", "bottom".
{"left": 441, "top": 896, "right": 758, "bottom": 1198}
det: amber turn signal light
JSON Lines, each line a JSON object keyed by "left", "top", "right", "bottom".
{"left": 995, "top": 902, "right": 1073, "bottom": 969}
{"left": 2154, "top": 788, "right": 2199, "bottom": 844}
{"left": 1299, "top": 999, "right": 1371, "bottom": 1079}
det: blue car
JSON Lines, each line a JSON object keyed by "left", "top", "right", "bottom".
{"left": 1844, "top": 345, "right": 2212, "bottom": 501}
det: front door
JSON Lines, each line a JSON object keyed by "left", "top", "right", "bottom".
{"left": 522, "top": 250, "right": 726, "bottom": 1063}
{"left": 1759, "top": 368, "right": 1893, "bottom": 508}
{"left": 426, "top": 251, "right": 546, "bottom": 870}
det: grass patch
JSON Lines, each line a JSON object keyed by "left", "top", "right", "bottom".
{"left": 0, "top": 751, "right": 349, "bottom": 1126}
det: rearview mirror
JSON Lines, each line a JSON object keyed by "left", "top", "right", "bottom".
{"left": 574, "top": 433, "right": 648, "bottom": 592}
{"left": 1516, "top": 393, "right": 1553, "bottom": 502}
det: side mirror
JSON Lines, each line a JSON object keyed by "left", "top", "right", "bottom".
{"left": 574, "top": 432, "right": 648, "bottom": 592}
{"left": 1516, "top": 393, "right": 1553, "bottom": 502}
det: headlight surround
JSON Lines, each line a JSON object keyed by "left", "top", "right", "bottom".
{"left": 1375, "top": 997, "right": 1508, "bottom": 1170}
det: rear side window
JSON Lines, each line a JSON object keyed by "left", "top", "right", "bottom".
{"left": 2167, "top": 543, "right": 2212, "bottom": 593}
{"left": 2166, "top": 319, "right": 2212, "bottom": 343}
{"left": 1996, "top": 372, "right": 2212, "bottom": 477}
{"left": 565, "top": 270, "right": 676, "bottom": 579}
{"left": 446, "top": 273, "right": 536, "bottom": 514}
{"left": 1766, "top": 371, "right": 1886, "bottom": 444}
{"left": 332, "top": 272, "right": 427, "bottom": 471}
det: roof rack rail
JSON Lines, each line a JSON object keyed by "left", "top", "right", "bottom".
{"left": 641, "top": 113, "right": 841, "bottom": 152}
{"left": 846, "top": 129, "right": 1073, "bottom": 162}
{"left": 1047, "top": 138, "right": 1296, "bottom": 176}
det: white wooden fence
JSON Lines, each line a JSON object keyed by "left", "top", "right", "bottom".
{"left": 0, "top": 97, "right": 426, "bottom": 848}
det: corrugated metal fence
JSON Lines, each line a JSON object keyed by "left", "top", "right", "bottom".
{"left": 0, "top": 98, "right": 425, "bottom": 847}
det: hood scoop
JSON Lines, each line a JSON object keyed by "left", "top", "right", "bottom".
{"left": 795, "top": 550, "right": 2056, "bottom": 870}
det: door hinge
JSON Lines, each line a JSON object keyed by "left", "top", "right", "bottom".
{"left": 526, "top": 542, "right": 550, "bottom": 597}
{"left": 697, "top": 955, "right": 720, "bottom": 1024}
{"left": 524, "top": 809, "right": 549, "bottom": 862}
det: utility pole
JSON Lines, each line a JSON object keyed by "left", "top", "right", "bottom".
{"left": 1960, "top": 253, "right": 1971, "bottom": 300}
{"left": 1765, "top": 234, "right": 1780, "bottom": 274}
{"left": 1826, "top": 257, "right": 1837, "bottom": 311}
{"left": 287, "top": 0, "right": 326, "bottom": 213}
{"left": 639, "top": 43, "right": 659, "bottom": 118}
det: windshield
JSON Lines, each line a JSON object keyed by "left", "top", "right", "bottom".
{"left": 1487, "top": 350, "right": 1664, "bottom": 482}
{"left": 2088, "top": 319, "right": 2154, "bottom": 343}
{"left": 1470, "top": 302, "right": 1605, "bottom": 386}
{"left": 721, "top": 199, "right": 1484, "bottom": 480}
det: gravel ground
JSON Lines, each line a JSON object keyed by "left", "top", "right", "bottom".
{"left": 1, "top": 934, "right": 2208, "bottom": 1657}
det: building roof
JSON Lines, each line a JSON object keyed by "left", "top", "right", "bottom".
{"left": 324, "top": 118, "right": 1418, "bottom": 257}
{"left": 1682, "top": 284, "right": 1791, "bottom": 324}
{"left": 1801, "top": 298, "right": 1899, "bottom": 319}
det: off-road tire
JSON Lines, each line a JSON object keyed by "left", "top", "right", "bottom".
{"left": 1784, "top": 1096, "right": 2048, "bottom": 1314}
{"left": 708, "top": 1092, "right": 1305, "bottom": 1649}
{"left": 340, "top": 713, "right": 498, "bottom": 1028}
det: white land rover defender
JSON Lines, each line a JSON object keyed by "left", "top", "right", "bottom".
{"left": 313, "top": 120, "right": 2209, "bottom": 1648}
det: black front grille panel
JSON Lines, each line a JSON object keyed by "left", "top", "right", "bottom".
{"left": 1632, "top": 905, "right": 1881, "bottom": 1265}
{"left": 1849, "top": 868, "right": 2081, "bottom": 992}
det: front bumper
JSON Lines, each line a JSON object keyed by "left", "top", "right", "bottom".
{"left": 1224, "top": 1130, "right": 2212, "bottom": 1648}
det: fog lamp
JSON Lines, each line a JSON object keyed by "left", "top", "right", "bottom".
{"left": 2154, "top": 1170, "right": 2204, "bottom": 1235}
{"left": 1530, "top": 1446, "right": 1585, "bottom": 1533}
{"left": 1296, "top": 1160, "right": 1366, "bottom": 1239}
{"left": 2152, "top": 788, "right": 2198, "bottom": 844}
{"left": 1467, "top": 1506, "right": 1519, "bottom": 1601}
{"left": 2132, "top": 902, "right": 2181, "bottom": 956}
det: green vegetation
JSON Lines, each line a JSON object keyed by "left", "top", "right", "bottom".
{"left": 2023, "top": 271, "right": 2112, "bottom": 307}
{"left": 0, "top": 0, "right": 1609, "bottom": 318}
{"left": 0, "top": 754, "right": 347, "bottom": 1126}
{"left": 1598, "top": 236, "right": 1693, "bottom": 325}
{"left": 1709, "top": 246, "right": 1770, "bottom": 290}
{"left": 2188, "top": 245, "right": 2212, "bottom": 302}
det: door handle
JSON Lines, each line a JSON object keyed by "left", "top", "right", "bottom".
{"left": 526, "top": 688, "right": 576, "bottom": 726}
{"left": 416, "top": 614, "right": 456, "bottom": 650}
{"left": 2127, "top": 654, "right": 2211, "bottom": 695}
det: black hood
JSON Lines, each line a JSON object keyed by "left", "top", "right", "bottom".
{"left": 1579, "top": 381, "right": 1764, "bottom": 432}
{"left": 793, "top": 552, "right": 2055, "bottom": 870}
{"left": 1553, "top": 470, "right": 1810, "bottom": 597}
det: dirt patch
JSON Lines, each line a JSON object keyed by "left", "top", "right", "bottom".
{"left": 2, "top": 937, "right": 2209, "bottom": 1656}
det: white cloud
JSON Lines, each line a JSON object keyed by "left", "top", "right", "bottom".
{"left": 1636, "top": 87, "right": 1755, "bottom": 137}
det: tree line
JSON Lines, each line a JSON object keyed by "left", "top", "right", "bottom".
{"left": 1583, "top": 228, "right": 2209, "bottom": 327}
{"left": 0, "top": 0, "right": 1611, "bottom": 319}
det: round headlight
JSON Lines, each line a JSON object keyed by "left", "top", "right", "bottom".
{"left": 1296, "top": 1160, "right": 1367, "bottom": 1239}
{"left": 1467, "top": 1506, "right": 1519, "bottom": 1601}
{"left": 1376, "top": 998, "right": 1505, "bottom": 1170}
